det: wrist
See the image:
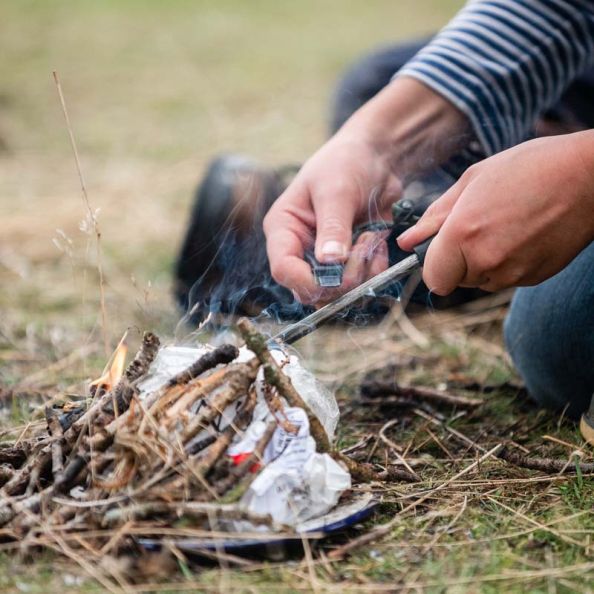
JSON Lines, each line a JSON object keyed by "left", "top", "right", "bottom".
{"left": 572, "top": 130, "right": 594, "bottom": 187}
{"left": 571, "top": 130, "right": 594, "bottom": 239}
{"left": 342, "top": 77, "right": 470, "bottom": 180}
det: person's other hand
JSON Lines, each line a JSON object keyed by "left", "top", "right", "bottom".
{"left": 398, "top": 132, "right": 594, "bottom": 294}
{"left": 263, "top": 132, "right": 399, "bottom": 304}
{"left": 263, "top": 77, "right": 469, "bottom": 305}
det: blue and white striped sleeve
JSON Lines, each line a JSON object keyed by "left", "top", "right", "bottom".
{"left": 396, "top": 0, "right": 594, "bottom": 155}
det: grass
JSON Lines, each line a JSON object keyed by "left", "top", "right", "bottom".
{"left": 1, "top": 0, "right": 593, "bottom": 592}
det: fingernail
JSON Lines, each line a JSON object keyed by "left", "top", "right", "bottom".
{"left": 320, "top": 241, "right": 347, "bottom": 260}
{"left": 397, "top": 226, "right": 415, "bottom": 242}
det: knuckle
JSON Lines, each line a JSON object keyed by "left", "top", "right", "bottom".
{"left": 421, "top": 203, "right": 442, "bottom": 224}
{"left": 506, "top": 266, "right": 525, "bottom": 285}
{"left": 461, "top": 163, "right": 480, "bottom": 182}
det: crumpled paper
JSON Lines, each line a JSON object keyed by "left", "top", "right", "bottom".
{"left": 238, "top": 408, "right": 351, "bottom": 526}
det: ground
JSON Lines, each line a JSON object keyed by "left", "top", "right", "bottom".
{"left": 0, "top": 1, "right": 593, "bottom": 592}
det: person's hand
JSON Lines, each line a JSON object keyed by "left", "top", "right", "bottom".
{"left": 263, "top": 77, "right": 469, "bottom": 304}
{"left": 263, "top": 131, "right": 398, "bottom": 304}
{"left": 398, "top": 131, "right": 594, "bottom": 294}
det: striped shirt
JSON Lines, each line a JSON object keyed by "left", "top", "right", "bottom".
{"left": 397, "top": 0, "right": 594, "bottom": 156}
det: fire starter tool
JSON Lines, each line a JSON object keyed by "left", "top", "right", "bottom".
{"left": 271, "top": 235, "right": 433, "bottom": 346}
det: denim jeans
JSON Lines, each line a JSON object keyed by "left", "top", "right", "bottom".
{"left": 504, "top": 242, "right": 594, "bottom": 419}
{"left": 333, "top": 41, "right": 594, "bottom": 417}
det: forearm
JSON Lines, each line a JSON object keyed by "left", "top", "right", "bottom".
{"left": 397, "top": 0, "right": 594, "bottom": 155}
{"left": 340, "top": 76, "right": 471, "bottom": 182}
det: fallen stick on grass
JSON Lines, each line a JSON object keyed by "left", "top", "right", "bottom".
{"left": 101, "top": 501, "right": 276, "bottom": 528}
{"left": 497, "top": 447, "right": 594, "bottom": 474}
{"left": 360, "top": 379, "right": 483, "bottom": 408}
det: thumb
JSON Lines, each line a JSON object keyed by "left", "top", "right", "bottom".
{"left": 397, "top": 179, "right": 463, "bottom": 251}
{"left": 313, "top": 192, "right": 356, "bottom": 264}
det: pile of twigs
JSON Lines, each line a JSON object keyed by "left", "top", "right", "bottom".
{"left": 0, "top": 319, "right": 420, "bottom": 561}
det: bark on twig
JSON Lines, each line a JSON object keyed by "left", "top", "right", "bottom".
{"left": 1, "top": 445, "right": 52, "bottom": 497}
{"left": 168, "top": 344, "right": 239, "bottom": 387}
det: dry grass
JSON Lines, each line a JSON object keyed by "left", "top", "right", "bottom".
{"left": 1, "top": 1, "right": 593, "bottom": 592}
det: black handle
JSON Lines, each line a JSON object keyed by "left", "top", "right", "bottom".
{"left": 412, "top": 235, "right": 436, "bottom": 265}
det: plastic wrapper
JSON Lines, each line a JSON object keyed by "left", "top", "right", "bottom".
{"left": 136, "top": 342, "right": 350, "bottom": 529}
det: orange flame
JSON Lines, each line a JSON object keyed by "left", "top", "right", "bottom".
{"left": 90, "top": 334, "right": 129, "bottom": 394}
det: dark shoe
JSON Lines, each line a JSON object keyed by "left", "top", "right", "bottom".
{"left": 174, "top": 154, "right": 303, "bottom": 323}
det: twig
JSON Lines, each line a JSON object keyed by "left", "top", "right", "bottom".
{"left": 332, "top": 452, "right": 418, "bottom": 483}
{"left": 497, "top": 447, "right": 594, "bottom": 474}
{"left": 0, "top": 441, "right": 34, "bottom": 468}
{"left": 237, "top": 318, "right": 330, "bottom": 452}
{"left": 180, "top": 363, "right": 258, "bottom": 444}
{"left": 168, "top": 345, "right": 239, "bottom": 387}
{"left": 101, "top": 502, "right": 275, "bottom": 528}
{"left": 360, "top": 379, "right": 483, "bottom": 408}
{"left": 69, "top": 332, "right": 160, "bottom": 435}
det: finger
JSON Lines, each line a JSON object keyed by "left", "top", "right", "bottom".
{"left": 265, "top": 209, "right": 322, "bottom": 304}
{"left": 396, "top": 179, "right": 464, "bottom": 251}
{"left": 313, "top": 184, "right": 358, "bottom": 264}
{"left": 421, "top": 227, "right": 468, "bottom": 296}
{"left": 341, "top": 232, "right": 377, "bottom": 290}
